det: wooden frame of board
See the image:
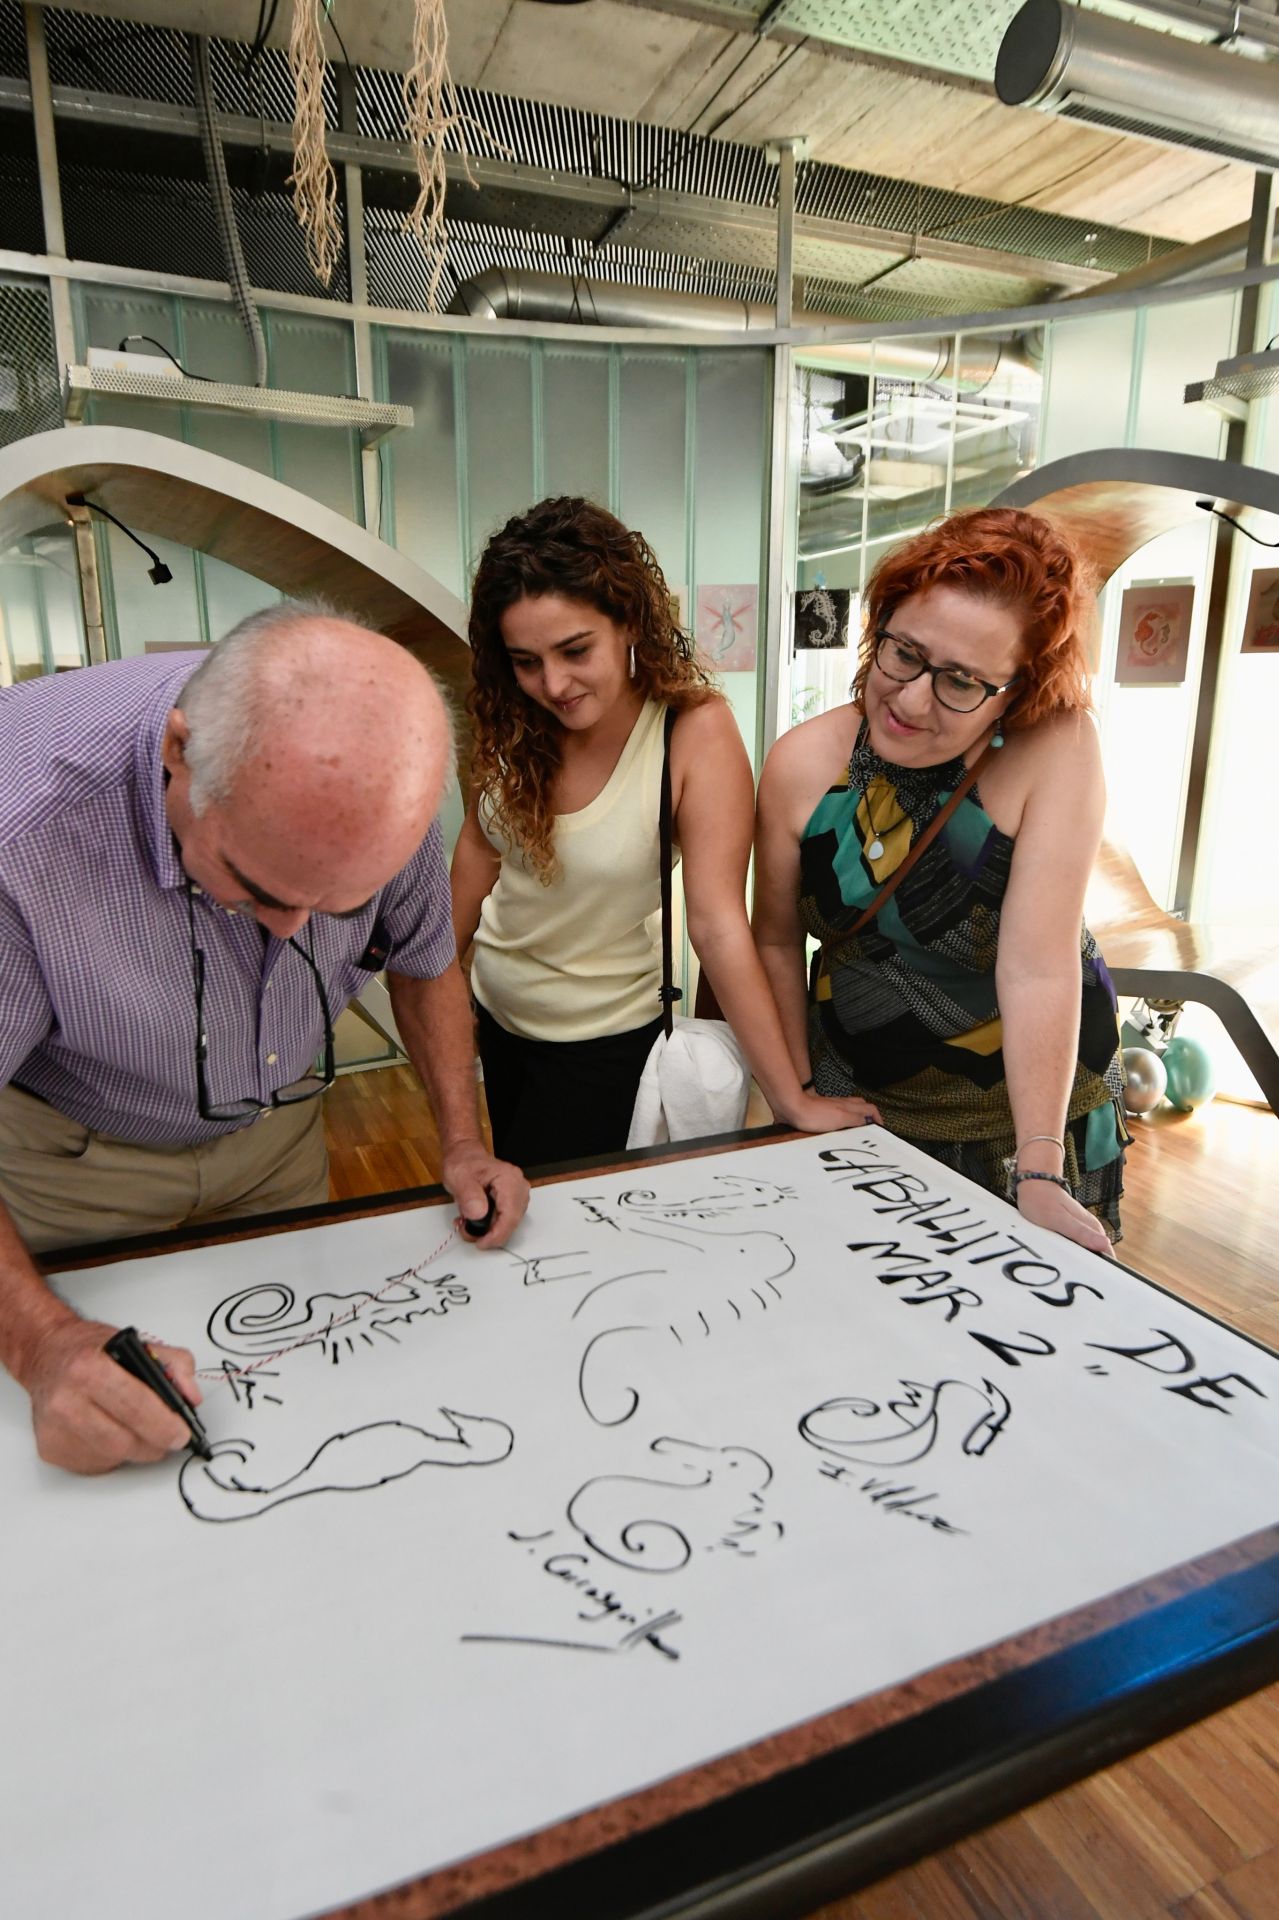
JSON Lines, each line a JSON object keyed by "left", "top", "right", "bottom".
{"left": 44, "top": 1128, "right": 1279, "bottom": 1920}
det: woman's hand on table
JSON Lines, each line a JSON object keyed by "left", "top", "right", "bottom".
{"left": 777, "top": 1091, "right": 882, "bottom": 1134}
{"left": 1015, "top": 1178, "right": 1115, "bottom": 1259}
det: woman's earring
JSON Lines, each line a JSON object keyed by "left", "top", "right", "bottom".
{"left": 991, "top": 729, "right": 1005, "bottom": 749}
{"left": 628, "top": 644, "right": 637, "bottom": 680}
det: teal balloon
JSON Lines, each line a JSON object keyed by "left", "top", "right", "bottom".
{"left": 1162, "top": 1036, "right": 1216, "bottom": 1112}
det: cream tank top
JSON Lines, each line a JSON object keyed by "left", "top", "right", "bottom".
{"left": 471, "top": 699, "right": 675, "bottom": 1043}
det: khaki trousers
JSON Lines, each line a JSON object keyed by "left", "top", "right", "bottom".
{"left": 0, "top": 1084, "right": 329, "bottom": 1253}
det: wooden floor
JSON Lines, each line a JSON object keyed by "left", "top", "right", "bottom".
{"left": 323, "top": 1076, "right": 1279, "bottom": 1920}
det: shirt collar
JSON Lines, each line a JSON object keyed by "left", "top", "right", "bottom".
{"left": 133, "top": 657, "right": 202, "bottom": 892}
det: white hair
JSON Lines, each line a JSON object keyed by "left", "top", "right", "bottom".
{"left": 179, "top": 597, "right": 351, "bottom": 814}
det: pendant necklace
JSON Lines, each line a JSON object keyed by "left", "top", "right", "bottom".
{"left": 863, "top": 783, "right": 898, "bottom": 862}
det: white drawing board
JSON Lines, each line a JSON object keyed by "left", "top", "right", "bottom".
{"left": 1, "top": 1126, "right": 1276, "bottom": 1920}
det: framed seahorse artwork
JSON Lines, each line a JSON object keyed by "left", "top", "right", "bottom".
{"left": 1115, "top": 579, "right": 1194, "bottom": 685}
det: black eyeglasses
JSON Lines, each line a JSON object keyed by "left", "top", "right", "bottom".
{"left": 873, "top": 629, "right": 1021, "bottom": 714}
{"left": 185, "top": 882, "right": 335, "bottom": 1123}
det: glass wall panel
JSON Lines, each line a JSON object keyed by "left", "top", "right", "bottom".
{"left": 0, "top": 549, "right": 52, "bottom": 680}
{"left": 694, "top": 349, "right": 769, "bottom": 758}
{"left": 619, "top": 349, "right": 687, "bottom": 584}
{"left": 264, "top": 312, "right": 363, "bottom": 521}
{"left": 948, "top": 335, "right": 1040, "bottom": 513}
{"left": 180, "top": 300, "right": 276, "bottom": 474}
{"left": 543, "top": 344, "right": 611, "bottom": 506}
{"left": 379, "top": 331, "right": 463, "bottom": 600}
{"left": 463, "top": 338, "right": 535, "bottom": 582}
{"left": 1131, "top": 294, "right": 1234, "bottom": 458}
{"left": 76, "top": 286, "right": 189, "bottom": 439}
{"left": 1039, "top": 309, "right": 1137, "bottom": 464}
{"left": 35, "top": 530, "right": 89, "bottom": 669}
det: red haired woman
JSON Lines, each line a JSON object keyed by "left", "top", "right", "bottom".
{"left": 451, "top": 496, "right": 879, "bottom": 1169}
{"left": 754, "top": 507, "right": 1128, "bottom": 1253}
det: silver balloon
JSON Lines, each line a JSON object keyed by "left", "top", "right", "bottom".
{"left": 1122, "top": 1046, "right": 1167, "bottom": 1115}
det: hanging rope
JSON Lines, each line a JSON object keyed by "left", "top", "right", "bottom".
{"left": 402, "top": 0, "right": 509, "bottom": 312}
{"left": 287, "top": 0, "right": 342, "bottom": 287}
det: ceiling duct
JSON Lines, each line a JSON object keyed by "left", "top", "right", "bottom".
{"left": 447, "top": 270, "right": 1023, "bottom": 391}
{"left": 996, "top": 0, "right": 1279, "bottom": 169}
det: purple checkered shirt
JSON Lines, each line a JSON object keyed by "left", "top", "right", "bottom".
{"left": 0, "top": 654, "right": 456, "bottom": 1146}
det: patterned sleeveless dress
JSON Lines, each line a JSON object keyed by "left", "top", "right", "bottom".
{"left": 800, "top": 722, "right": 1129, "bottom": 1238}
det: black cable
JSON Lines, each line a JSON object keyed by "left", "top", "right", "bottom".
{"left": 116, "top": 335, "right": 214, "bottom": 381}
{"left": 321, "top": 0, "right": 354, "bottom": 73}
{"left": 242, "top": 0, "right": 279, "bottom": 84}
{"left": 66, "top": 495, "right": 173, "bottom": 584}
{"left": 1196, "top": 499, "right": 1279, "bottom": 547}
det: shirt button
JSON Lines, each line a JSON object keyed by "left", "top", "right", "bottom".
{"left": 266, "top": 1051, "right": 278, "bottom": 1064}
{"left": 191, "top": 886, "right": 202, "bottom": 895}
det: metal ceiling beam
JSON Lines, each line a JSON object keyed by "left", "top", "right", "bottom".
{"left": 0, "top": 75, "right": 1109, "bottom": 292}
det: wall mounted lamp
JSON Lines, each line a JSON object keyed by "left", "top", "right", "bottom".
{"left": 65, "top": 492, "right": 173, "bottom": 583}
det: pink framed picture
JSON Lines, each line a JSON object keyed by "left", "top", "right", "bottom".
{"left": 695, "top": 584, "right": 758, "bottom": 672}
{"left": 1115, "top": 581, "right": 1194, "bottom": 686}
{"left": 1241, "top": 567, "right": 1279, "bottom": 654}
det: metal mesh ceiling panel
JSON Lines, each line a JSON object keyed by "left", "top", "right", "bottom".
{"left": 59, "top": 163, "right": 350, "bottom": 301}
{"left": 37, "top": 3, "right": 337, "bottom": 125}
{"left": 0, "top": 2, "right": 1178, "bottom": 318}
{"left": 365, "top": 206, "right": 778, "bottom": 316}
{"left": 712, "top": 0, "right": 1214, "bottom": 80}
{"left": 0, "top": 274, "right": 62, "bottom": 447}
{"left": 0, "top": 0, "right": 25, "bottom": 79}
{"left": 764, "top": 0, "right": 1022, "bottom": 80}
{"left": 0, "top": 135, "right": 48, "bottom": 255}
{"left": 798, "top": 163, "right": 1167, "bottom": 272}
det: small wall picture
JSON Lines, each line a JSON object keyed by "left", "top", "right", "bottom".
{"left": 1241, "top": 567, "right": 1279, "bottom": 654}
{"left": 794, "top": 587, "right": 851, "bottom": 650}
{"left": 695, "top": 583, "right": 758, "bottom": 672}
{"left": 1115, "top": 580, "right": 1194, "bottom": 686}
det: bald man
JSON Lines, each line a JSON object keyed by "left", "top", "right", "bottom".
{"left": 0, "top": 604, "right": 528, "bottom": 1474}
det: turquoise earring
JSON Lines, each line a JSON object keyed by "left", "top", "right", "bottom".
{"left": 991, "top": 729, "right": 1005, "bottom": 748}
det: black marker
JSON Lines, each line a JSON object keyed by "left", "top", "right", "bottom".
{"left": 104, "top": 1326, "right": 214, "bottom": 1460}
{"left": 463, "top": 1192, "right": 497, "bottom": 1239}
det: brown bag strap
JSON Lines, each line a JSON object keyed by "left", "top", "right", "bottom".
{"left": 841, "top": 735, "right": 999, "bottom": 940}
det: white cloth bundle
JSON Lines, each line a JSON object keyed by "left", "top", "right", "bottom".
{"left": 626, "top": 1016, "right": 752, "bottom": 1148}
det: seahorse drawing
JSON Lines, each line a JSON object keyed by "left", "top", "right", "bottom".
{"left": 570, "top": 1219, "right": 797, "bottom": 1425}
{"left": 178, "top": 1409, "right": 514, "bottom": 1522}
{"left": 566, "top": 1437, "right": 779, "bottom": 1572}
{"left": 206, "top": 1266, "right": 470, "bottom": 1361}
{"left": 799, "top": 1378, "right": 1012, "bottom": 1468}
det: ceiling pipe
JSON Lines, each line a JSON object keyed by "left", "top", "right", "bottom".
{"left": 446, "top": 269, "right": 1025, "bottom": 390}
{"left": 997, "top": 0, "right": 1279, "bottom": 169}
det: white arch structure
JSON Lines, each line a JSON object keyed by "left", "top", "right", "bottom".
{"left": 0, "top": 424, "right": 470, "bottom": 704}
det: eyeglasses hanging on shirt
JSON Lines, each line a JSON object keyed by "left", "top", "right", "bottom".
{"left": 184, "top": 879, "right": 336, "bottom": 1122}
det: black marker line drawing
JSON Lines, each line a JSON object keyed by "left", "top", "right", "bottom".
{"left": 461, "top": 1612, "right": 683, "bottom": 1661}
{"left": 609, "top": 1174, "right": 797, "bottom": 1223}
{"left": 569, "top": 1221, "right": 797, "bottom": 1425}
{"left": 500, "top": 1249, "right": 595, "bottom": 1288}
{"left": 799, "top": 1377, "right": 1011, "bottom": 1467}
{"left": 206, "top": 1266, "right": 470, "bottom": 1361}
{"left": 566, "top": 1437, "right": 779, "bottom": 1573}
{"left": 178, "top": 1409, "right": 514, "bottom": 1522}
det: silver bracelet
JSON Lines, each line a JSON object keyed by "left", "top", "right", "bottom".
{"left": 1015, "top": 1133, "right": 1065, "bottom": 1165}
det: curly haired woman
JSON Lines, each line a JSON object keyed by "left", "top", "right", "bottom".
{"left": 451, "top": 496, "right": 880, "bottom": 1169}
{"left": 753, "top": 507, "right": 1129, "bottom": 1255}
